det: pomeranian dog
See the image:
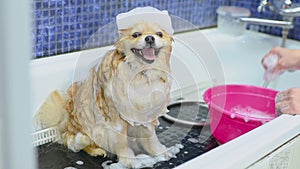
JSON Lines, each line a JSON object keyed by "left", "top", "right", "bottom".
{"left": 35, "top": 21, "right": 174, "bottom": 167}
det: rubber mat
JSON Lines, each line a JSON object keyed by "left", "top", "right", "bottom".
{"left": 37, "top": 102, "right": 219, "bottom": 169}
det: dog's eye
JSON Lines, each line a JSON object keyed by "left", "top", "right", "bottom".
{"left": 132, "top": 32, "right": 142, "bottom": 38}
{"left": 156, "top": 32, "right": 163, "bottom": 38}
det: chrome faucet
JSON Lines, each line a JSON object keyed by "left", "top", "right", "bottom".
{"left": 258, "top": 0, "right": 300, "bottom": 19}
{"left": 257, "top": 0, "right": 270, "bottom": 13}
{"left": 257, "top": 0, "right": 292, "bottom": 12}
{"left": 240, "top": 0, "right": 300, "bottom": 47}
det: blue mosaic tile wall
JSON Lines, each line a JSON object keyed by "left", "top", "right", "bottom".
{"left": 33, "top": 0, "right": 300, "bottom": 58}
{"left": 32, "top": 0, "right": 229, "bottom": 58}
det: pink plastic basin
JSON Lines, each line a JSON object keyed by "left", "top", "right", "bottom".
{"left": 203, "top": 84, "right": 278, "bottom": 144}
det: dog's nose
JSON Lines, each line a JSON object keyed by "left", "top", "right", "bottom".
{"left": 145, "top": 36, "right": 155, "bottom": 44}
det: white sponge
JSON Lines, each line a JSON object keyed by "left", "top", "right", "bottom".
{"left": 116, "top": 7, "right": 174, "bottom": 35}
{"left": 263, "top": 54, "right": 284, "bottom": 82}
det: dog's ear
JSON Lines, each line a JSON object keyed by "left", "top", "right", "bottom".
{"left": 118, "top": 29, "right": 128, "bottom": 37}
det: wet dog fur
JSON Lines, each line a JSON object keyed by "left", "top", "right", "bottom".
{"left": 35, "top": 22, "right": 173, "bottom": 167}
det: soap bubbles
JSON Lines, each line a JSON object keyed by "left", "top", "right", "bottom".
{"left": 230, "top": 105, "right": 276, "bottom": 122}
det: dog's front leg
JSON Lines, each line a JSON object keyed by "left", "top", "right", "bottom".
{"left": 112, "top": 126, "right": 140, "bottom": 168}
{"left": 92, "top": 122, "right": 137, "bottom": 167}
{"left": 115, "top": 146, "right": 136, "bottom": 167}
{"left": 142, "top": 134, "right": 167, "bottom": 157}
{"left": 134, "top": 124, "right": 168, "bottom": 157}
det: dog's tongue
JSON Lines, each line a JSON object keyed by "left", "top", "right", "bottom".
{"left": 142, "top": 48, "right": 156, "bottom": 60}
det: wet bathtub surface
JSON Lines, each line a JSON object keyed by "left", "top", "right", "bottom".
{"left": 37, "top": 102, "right": 218, "bottom": 169}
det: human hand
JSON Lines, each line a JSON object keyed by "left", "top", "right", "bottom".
{"left": 262, "top": 46, "right": 300, "bottom": 73}
{"left": 275, "top": 88, "right": 300, "bottom": 115}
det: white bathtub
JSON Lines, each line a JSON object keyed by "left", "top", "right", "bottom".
{"left": 30, "top": 28, "right": 300, "bottom": 168}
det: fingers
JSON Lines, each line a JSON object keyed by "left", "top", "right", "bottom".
{"left": 275, "top": 88, "right": 300, "bottom": 115}
{"left": 275, "top": 100, "right": 291, "bottom": 115}
{"left": 275, "top": 91, "right": 289, "bottom": 102}
{"left": 275, "top": 92, "right": 290, "bottom": 115}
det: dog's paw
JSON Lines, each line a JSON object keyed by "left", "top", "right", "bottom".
{"left": 164, "top": 143, "right": 184, "bottom": 159}
{"left": 83, "top": 145, "right": 106, "bottom": 157}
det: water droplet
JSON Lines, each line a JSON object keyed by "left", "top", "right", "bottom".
{"left": 76, "top": 160, "right": 84, "bottom": 165}
{"left": 187, "top": 138, "right": 199, "bottom": 143}
{"left": 230, "top": 114, "right": 235, "bottom": 118}
{"left": 64, "top": 167, "right": 77, "bottom": 169}
{"left": 158, "top": 126, "right": 163, "bottom": 130}
{"left": 184, "top": 151, "right": 188, "bottom": 154}
{"left": 244, "top": 116, "right": 249, "bottom": 123}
